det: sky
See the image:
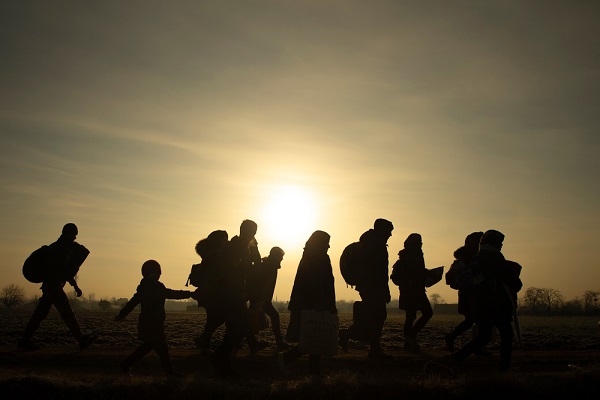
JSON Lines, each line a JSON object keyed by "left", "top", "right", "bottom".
{"left": 1, "top": 1, "right": 599, "bottom": 304}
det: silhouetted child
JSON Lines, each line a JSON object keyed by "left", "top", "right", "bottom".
{"left": 115, "top": 260, "right": 193, "bottom": 376}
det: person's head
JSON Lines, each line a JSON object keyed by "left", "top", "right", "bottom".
{"left": 239, "top": 219, "right": 258, "bottom": 241}
{"left": 465, "top": 231, "right": 484, "bottom": 248}
{"left": 141, "top": 259, "right": 161, "bottom": 280}
{"left": 195, "top": 230, "right": 229, "bottom": 257}
{"left": 480, "top": 230, "right": 505, "bottom": 251}
{"left": 374, "top": 218, "right": 394, "bottom": 240}
{"left": 61, "top": 223, "right": 78, "bottom": 241}
{"left": 305, "top": 230, "right": 330, "bottom": 253}
{"left": 269, "top": 246, "right": 285, "bottom": 262}
{"left": 404, "top": 233, "right": 422, "bottom": 250}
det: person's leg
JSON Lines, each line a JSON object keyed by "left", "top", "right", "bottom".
{"left": 365, "top": 300, "right": 390, "bottom": 358}
{"left": 121, "top": 341, "right": 153, "bottom": 373}
{"left": 412, "top": 298, "right": 433, "bottom": 339}
{"left": 263, "top": 302, "right": 286, "bottom": 349}
{"left": 197, "top": 307, "right": 225, "bottom": 352}
{"left": 308, "top": 353, "right": 322, "bottom": 376}
{"left": 52, "top": 287, "right": 84, "bottom": 342}
{"left": 403, "top": 307, "right": 417, "bottom": 348}
{"left": 152, "top": 334, "right": 176, "bottom": 374}
{"left": 496, "top": 318, "right": 514, "bottom": 371}
{"left": 452, "top": 319, "right": 493, "bottom": 362}
{"left": 445, "top": 315, "right": 475, "bottom": 352}
{"left": 19, "top": 291, "right": 53, "bottom": 347}
{"left": 211, "top": 300, "right": 246, "bottom": 376}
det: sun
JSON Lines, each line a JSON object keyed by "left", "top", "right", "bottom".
{"left": 260, "top": 185, "right": 318, "bottom": 249}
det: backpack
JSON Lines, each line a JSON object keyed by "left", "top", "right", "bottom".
{"left": 389, "top": 258, "right": 405, "bottom": 286}
{"left": 22, "top": 245, "right": 52, "bottom": 283}
{"left": 445, "top": 259, "right": 467, "bottom": 290}
{"left": 22, "top": 243, "right": 89, "bottom": 283}
{"left": 339, "top": 242, "right": 364, "bottom": 288}
{"left": 186, "top": 262, "right": 211, "bottom": 288}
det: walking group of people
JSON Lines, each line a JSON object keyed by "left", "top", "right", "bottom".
{"left": 18, "top": 220, "right": 522, "bottom": 378}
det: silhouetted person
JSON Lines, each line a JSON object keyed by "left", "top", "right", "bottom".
{"left": 393, "top": 233, "right": 433, "bottom": 351}
{"left": 444, "top": 231, "right": 483, "bottom": 352}
{"left": 191, "top": 230, "right": 229, "bottom": 355}
{"left": 248, "top": 246, "right": 289, "bottom": 350}
{"left": 18, "top": 223, "right": 96, "bottom": 351}
{"left": 339, "top": 218, "right": 394, "bottom": 360}
{"left": 209, "top": 219, "right": 260, "bottom": 378}
{"left": 451, "top": 230, "right": 522, "bottom": 371}
{"left": 278, "top": 230, "right": 337, "bottom": 378}
{"left": 115, "top": 260, "right": 193, "bottom": 376}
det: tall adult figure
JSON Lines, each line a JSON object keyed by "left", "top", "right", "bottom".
{"left": 451, "top": 230, "right": 522, "bottom": 371}
{"left": 209, "top": 219, "right": 260, "bottom": 378}
{"left": 339, "top": 218, "right": 394, "bottom": 360}
{"left": 278, "top": 230, "right": 337, "bottom": 378}
{"left": 19, "top": 223, "right": 96, "bottom": 351}
{"left": 392, "top": 233, "right": 433, "bottom": 352}
{"left": 443, "top": 231, "right": 483, "bottom": 352}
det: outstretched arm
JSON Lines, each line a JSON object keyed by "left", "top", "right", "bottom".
{"left": 114, "top": 293, "right": 140, "bottom": 322}
{"left": 165, "top": 288, "right": 193, "bottom": 300}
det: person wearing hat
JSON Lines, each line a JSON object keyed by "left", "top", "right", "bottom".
{"left": 339, "top": 218, "right": 394, "bottom": 360}
{"left": 451, "top": 229, "right": 522, "bottom": 371}
{"left": 18, "top": 223, "right": 97, "bottom": 351}
{"left": 115, "top": 259, "right": 194, "bottom": 376}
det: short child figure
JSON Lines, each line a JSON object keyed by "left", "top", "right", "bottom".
{"left": 115, "top": 260, "right": 193, "bottom": 376}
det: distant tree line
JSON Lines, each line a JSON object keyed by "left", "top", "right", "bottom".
{"left": 519, "top": 287, "right": 600, "bottom": 315}
{"left": 2, "top": 283, "right": 599, "bottom": 316}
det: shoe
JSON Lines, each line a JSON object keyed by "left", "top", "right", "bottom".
{"left": 338, "top": 329, "right": 349, "bottom": 353}
{"left": 17, "top": 340, "right": 40, "bottom": 351}
{"left": 79, "top": 334, "right": 97, "bottom": 351}
{"left": 276, "top": 351, "right": 290, "bottom": 376}
{"left": 444, "top": 334, "right": 455, "bottom": 353}
{"left": 250, "top": 341, "right": 269, "bottom": 354}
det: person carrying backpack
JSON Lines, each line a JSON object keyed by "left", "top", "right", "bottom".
{"left": 451, "top": 230, "right": 522, "bottom": 371}
{"left": 18, "top": 223, "right": 97, "bottom": 351}
{"left": 338, "top": 218, "right": 394, "bottom": 360}
{"left": 443, "top": 231, "right": 483, "bottom": 352}
{"left": 189, "top": 230, "right": 229, "bottom": 355}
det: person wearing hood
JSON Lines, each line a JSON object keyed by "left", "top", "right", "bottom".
{"left": 451, "top": 230, "right": 522, "bottom": 371}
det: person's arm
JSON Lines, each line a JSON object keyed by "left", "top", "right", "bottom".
{"left": 114, "top": 293, "right": 140, "bottom": 321}
{"left": 165, "top": 288, "right": 193, "bottom": 300}
{"left": 67, "top": 278, "right": 83, "bottom": 297}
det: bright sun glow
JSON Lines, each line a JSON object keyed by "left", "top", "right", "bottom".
{"left": 261, "top": 185, "right": 317, "bottom": 249}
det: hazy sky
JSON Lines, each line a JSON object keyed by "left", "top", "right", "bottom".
{"left": 1, "top": 1, "right": 598, "bottom": 304}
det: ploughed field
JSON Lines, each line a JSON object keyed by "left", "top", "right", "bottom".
{"left": 0, "top": 310, "right": 599, "bottom": 400}
{"left": 1, "top": 309, "right": 598, "bottom": 351}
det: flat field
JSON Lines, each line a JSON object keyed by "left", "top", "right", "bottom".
{"left": 1, "top": 310, "right": 599, "bottom": 400}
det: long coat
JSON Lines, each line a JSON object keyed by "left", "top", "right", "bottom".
{"left": 286, "top": 250, "right": 337, "bottom": 342}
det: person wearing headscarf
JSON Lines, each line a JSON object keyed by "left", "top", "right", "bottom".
{"left": 278, "top": 230, "right": 337, "bottom": 378}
